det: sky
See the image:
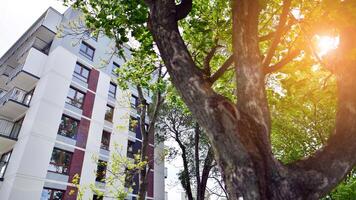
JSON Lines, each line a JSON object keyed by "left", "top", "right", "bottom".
{"left": 0, "top": 1, "right": 184, "bottom": 199}
{"left": 0, "top": 0, "right": 66, "bottom": 57}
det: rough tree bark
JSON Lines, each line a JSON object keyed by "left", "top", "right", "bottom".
{"left": 144, "top": 0, "right": 356, "bottom": 199}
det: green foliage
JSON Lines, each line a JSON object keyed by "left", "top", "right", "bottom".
{"left": 269, "top": 63, "right": 336, "bottom": 163}
{"left": 69, "top": 144, "right": 152, "bottom": 200}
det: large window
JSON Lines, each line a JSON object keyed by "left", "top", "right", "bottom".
{"left": 66, "top": 87, "right": 85, "bottom": 109}
{"left": 112, "top": 62, "right": 120, "bottom": 75}
{"left": 0, "top": 151, "right": 12, "bottom": 180}
{"left": 96, "top": 160, "right": 107, "bottom": 183}
{"left": 48, "top": 148, "right": 72, "bottom": 175}
{"left": 127, "top": 140, "right": 135, "bottom": 159}
{"left": 130, "top": 95, "right": 138, "bottom": 109}
{"left": 58, "top": 115, "right": 79, "bottom": 139}
{"left": 108, "top": 82, "right": 117, "bottom": 99}
{"left": 100, "top": 131, "right": 111, "bottom": 151}
{"left": 41, "top": 188, "right": 65, "bottom": 200}
{"left": 105, "top": 105, "right": 114, "bottom": 122}
{"left": 79, "top": 41, "right": 95, "bottom": 61}
{"left": 73, "top": 62, "right": 90, "bottom": 83}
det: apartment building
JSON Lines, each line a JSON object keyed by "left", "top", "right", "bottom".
{"left": 0, "top": 7, "right": 165, "bottom": 200}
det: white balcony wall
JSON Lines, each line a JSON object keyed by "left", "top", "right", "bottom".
{"left": 21, "top": 48, "right": 47, "bottom": 78}
{"left": 42, "top": 8, "right": 63, "bottom": 33}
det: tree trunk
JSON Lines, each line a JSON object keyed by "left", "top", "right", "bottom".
{"left": 194, "top": 123, "right": 201, "bottom": 200}
{"left": 145, "top": 0, "right": 356, "bottom": 199}
{"left": 137, "top": 85, "right": 162, "bottom": 200}
{"left": 137, "top": 86, "right": 149, "bottom": 200}
{"left": 198, "top": 147, "right": 214, "bottom": 200}
{"left": 175, "top": 134, "right": 194, "bottom": 200}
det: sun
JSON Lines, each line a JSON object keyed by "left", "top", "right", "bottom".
{"left": 315, "top": 35, "right": 340, "bottom": 57}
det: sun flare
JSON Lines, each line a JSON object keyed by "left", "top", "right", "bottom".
{"left": 315, "top": 35, "right": 340, "bottom": 57}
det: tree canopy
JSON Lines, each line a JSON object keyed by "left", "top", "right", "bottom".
{"left": 63, "top": 0, "right": 356, "bottom": 199}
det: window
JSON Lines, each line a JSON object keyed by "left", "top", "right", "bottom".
{"left": 127, "top": 140, "right": 135, "bottom": 159}
{"left": 58, "top": 115, "right": 79, "bottom": 139}
{"left": 93, "top": 195, "right": 103, "bottom": 200}
{"left": 73, "top": 63, "right": 90, "bottom": 83}
{"left": 96, "top": 160, "right": 107, "bottom": 182}
{"left": 130, "top": 95, "right": 138, "bottom": 109}
{"left": 79, "top": 41, "right": 95, "bottom": 60}
{"left": 112, "top": 62, "right": 120, "bottom": 75}
{"left": 66, "top": 87, "right": 85, "bottom": 109}
{"left": 10, "top": 117, "right": 23, "bottom": 138}
{"left": 129, "top": 117, "right": 138, "bottom": 132}
{"left": 41, "top": 188, "right": 65, "bottom": 200}
{"left": 108, "top": 82, "right": 117, "bottom": 99}
{"left": 0, "top": 151, "right": 12, "bottom": 180}
{"left": 100, "top": 131, "right": 111, "bottom": 151}
{"left": 23, "top": 89, "right": 34, "bottom": 106}
{"left": 130, "top": 95, "right": 149, "bottom": 112}
{"left": 48, "top": 148, "right": 72, "bottom": 174}
{"left": 105, "top": 105, "right": 114, "bottom": 122}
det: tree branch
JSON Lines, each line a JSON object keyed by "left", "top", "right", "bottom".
{"left": 262, "top": 0, "right": 292, "bottom": 68}
{"left": 208, "top": 175, "right": 229, "bottom": 199}
{"left": 263, "top": 49, "right": 301, "bottom": 74}
{"left": 203, "top": 44, "right": 222, "bottom": 76}
{"left": 209, "top": 55, "right": 234, "bottom": 84}
{"left": 176, "top": 0, "right": 192, "bottom": 20}
{"left": 199, "top": 147, "right": 214, "bottom": 200}
{"left": 259, "top": 20, "right": 295, "bottom": 42}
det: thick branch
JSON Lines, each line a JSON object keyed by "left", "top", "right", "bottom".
{"left": 209, "top": 55, "right": 234, "bottom": 84}
{"left": 176, "top": 0, "right": 192, "bottom": 20}
{"left": 262, "top": 0, "right": 292, "bottom": 68}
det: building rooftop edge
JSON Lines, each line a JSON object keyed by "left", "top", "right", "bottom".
{"left": 0, "top": 7, "right": 63, "bottom": 66}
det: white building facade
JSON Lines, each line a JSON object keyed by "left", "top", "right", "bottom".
{"left": 0, "top": 7, "right": 165, "bottom": 200}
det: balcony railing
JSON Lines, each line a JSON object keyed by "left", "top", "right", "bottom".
{"left": 0, "top": 119, "right": 18, "bottom": 139}
{"left": 0, "top": 90, "right": 6, "bottom": 99}
{"left": 0, "top": 87, "right": 30, "bottom": 107}
{"left": 7, "top": 64, "right": 24, "bottom": 82}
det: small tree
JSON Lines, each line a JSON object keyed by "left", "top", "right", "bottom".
{"left": 157, "top": 91, "right": 226, "bottom": 200}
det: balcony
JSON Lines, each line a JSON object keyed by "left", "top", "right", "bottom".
{"left": 0, "top": 119, "right": 20, "bottom": 154}
{"left": 5, "top": 39, "right": 48, "bottom": 91}
{"left": 0, "top": 87, "right": 31, "bottom": 120}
